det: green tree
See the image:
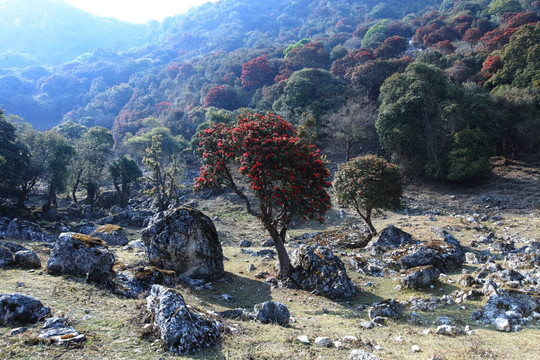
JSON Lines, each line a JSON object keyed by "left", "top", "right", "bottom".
{"left": 333, "top": 155, "right": 402, "bottom": 235}
{"left": 194, "top": 113, "right": 331, "bottom": 278}
{"left": 71, "top": 127, "right": 114, "bottom": 207}
{"left": 0, "top": 110, "right": 28, "bottom": 197}
{"left": 142, "top": 135, "right": 184, "bottom": 212}
{"left": 42, "top": 132, "right": 75, "bottom": 212}
{"left": 488, "top": 0, "right": 524, "bottom": 15}
{"left": 109, "top": 155, "right": 142, "bottom": 207}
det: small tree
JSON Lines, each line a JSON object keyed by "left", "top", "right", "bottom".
{"left": 194, "top": 113, "right": 331, "bottom": 278}
{"left": 109, "top": 155, "right": 142, "bottom": 207}
{"left": 333, "top": 155, "right": 402, "bottom": 235}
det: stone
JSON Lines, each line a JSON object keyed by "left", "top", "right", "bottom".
{"left": 343, "top": 335, "right": 359, "bottom": 343}
{"left": 0, "top": 246, "right": 13, "bottom": 268}
{"left": 367, "top": 225, "right": 417, "bottom": 254}
{"left": 247, "top": 263, "right": 256, "bottom": 272}
{"left": 4, "top": 218, "right": 55, "bottom": 242}
{"left": 0, "top": 293, "right": 50, "bottom": 325}
{"left": 411, "top": 345, "right": 421, "bottom": 352}
{"left": 141, "top": 207, "right": 224, "bottom": 280}
{"left": 72, "top": 222, "right": 98, "bottom": 235}
{"left": 239, "top": 240, "right": 253, "bottom": 247}
{"left": 473, "top": 292, "right": 540, "bottom": 331}
{"left": 297, "top": 335, "right": 310, "bottom": 344}
{"left": 112, "top": 265, "right": 177, "bottom": 299}
{"left": 314, "top": 336, "right": 332, "bottom": 347}
{"left": 146, "top": 285, "right": 221, "bottom": 354}
{"left": 495, "top": 317, "right": 511, "bottom": 332}
{"left": 261, "top": 239, "right": 274, "bottom": 247}
{"left": 387, "top": 239, "right": 464, "bottom": 272}
{"left": 90, "top": 224, "right": 129, "bottom": 246}
{"left": 287, "top": 245, "right": 355, "bottom": 300}
{"left": 350, "top": 255, "right": 386, "bottom": 277}
{"left": 9, "top": 327, "right": 28, "bottom": 336}
{"left": 13, "top": 250, "right": 41, "bottom": 269}
{"left": 368, "top": 299, "right": 404, "bottom": 321}
{"left": 46, "top": 232, "right": 115, "bottom": 284}
{"left": 349, "top": 349, "right": 380, "bottom": 360}
{"left": 38, "top": 316, "right": 86, "bottom": 344}
{"left": 436, "top": 325, "right": 465, "bottom": 336}
{"left": 216, "top": 309, "right": 252, "bottom": 321}
{"left": 401, "top": 265, "right": 440, "bottom": 289}
{"left": 253, "top": 301, "right": 290, "bottom": 327}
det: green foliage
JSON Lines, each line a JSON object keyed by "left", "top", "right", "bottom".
{"left": 0, "top": 110, "right": 28, "bottom": 195}
{"left": 123, "top": 124, "right": 189, "bottom": 160}
{"left": 53, "top": 120, "right": 88, "bottom": 141}
{"left": 41, "top": 131, "right": 75, "bottom": 210}
{"left": 447, "top": 128, "right": 493, "bottom": 182}
{"left": 284, "top": 39, "right": 311, "bottom": 58}
{"left": 488, "top": 0, "right": 524, "bottom": 15}
{"left": 362, "top": 19, "right": 390, "bottom": 49}
{"left": 109, "top": 155, "right": 142, "bottom": 207}
{"left": 333, "top": 155, "right": 402, "bottom": 235}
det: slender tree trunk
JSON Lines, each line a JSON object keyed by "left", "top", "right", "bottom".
{"left": 267, "top": 224, "right": 291, "bottom": 279}
{"left": 16, "top": 191, "right": 26, "bottom": 209}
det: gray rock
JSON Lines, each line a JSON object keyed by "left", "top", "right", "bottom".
{"left": 0, "top": 293, "right": 50, "bottom": 325}
{"left": 47, "top": 232, "right": 115, "bottom": 284}
{"left": 367, "top": 226, "right": 418, "bottom": 254}
{"left": 239, "top": 240, "right": 253, "bottom": 247}
{"left": 435, "top": 324, "right": 465, "bottom": 336}
{"left": 0, "top": 241, "right": 27, "bottom": 253}
{"left": 13, "top": 250, "right": 41, "bottom": 269}
{"left": 387, "top": 239, "right": 464, "bottom": 272}
{"left": 38, "top": 316, "right": 86, "bottom": 344}
{"left": 0, "top": 246, "right": 13, "bottom": 268}
{"left": 314, "top": 336, "right": 332, "bottom": 347}
{"left": 90, "top": 225, "right": 129, "bottom": 246}
{"left": 216, "top": 309, "right": 252, "bottom": 321}
{"left": 368, "top": 299, "right": 403, "bottom": 321}
{"left": 247, "top": 263, "right": 256, "bottom": 272}
{"left": 9, "top": 327, "right": 28, "bottom": 336}
{"left": 72, "top": 222, "right": 98, "bottom": 235}
{"left": 5, "top": 218, "right": 54, "bottom": 242}
{"left": 112, "top": 266, "right": 177, "bottom": 299}
{"left": 142, "top": 207, "right": 224, "bottom": 281}
{"left": 349, "top": 349, "right": 380, "bottom": 360}
{"left": 287, "top": 245, "right": 355, "bottom": 300}
{"left": 473, "top": 292, "right": 540, "bottom": 331}
{"left": 261, "top": 239, "right": 274, "bottom": 247}
{"left": 297, "top": 335, "right": 310, "bottom": 344}
{"left": 146, "top": 285, "right": 221, "bottom": 354}
{"left": 350, "top": 255, "right": 386, "bottom": 277}
{"left": 253, "top": 301, "right": 290, "bottom": 326}
{"left": 401, "top": 265, "right": 440, "bottom": 289}
{"left": 495, "top": 317, "right": 511, "bottom": 332}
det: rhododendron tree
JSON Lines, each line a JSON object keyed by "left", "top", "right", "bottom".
{"left": 241, "top": 56, "right": 274, "bottom": 89}
{"left": 194, "top": 113, "right": 331, "bottom": 278}
{"left": 333, "top": 155, "right": 402, "bottom": 235}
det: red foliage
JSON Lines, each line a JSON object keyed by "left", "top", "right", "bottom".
{"left": 480, "top": 55, "right": 503, "bottom": 80}
{"left": 374, "top": 36, "right": 408, "bottom": 59}
{"left": 463, "top": 27, "right": 484, "bottom": 43}
{"left": 480, "top": 28, "right": 518, "bottom": 51}
{"left": 501, "top": 11, "right": 539, "bottom": 28}
{"left": 285, "top": 41, "right": 331, "bottom": 70}
{"left": 203, "top": 85, "right": 238, "bottom": 110}
{"left": 167, "top": 63, "right": 180, "bottom": 78}
{"left": 241, "top": 56, "right": 275, "bottom": 89}
{"left": 194, "top": 113, "right": 331, "bottom": 224}
{"left": 178, "top": 63, "right": 196, "bottom": 78}
{"left": 330, "top": 49, "right": 375, "bottom": 79}
{"left": 433, "top": 40, "right": 456, "bottom": 54}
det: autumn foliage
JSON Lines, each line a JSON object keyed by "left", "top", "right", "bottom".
{"left": 194, "top": 112, "right": 331, "bottom": 277}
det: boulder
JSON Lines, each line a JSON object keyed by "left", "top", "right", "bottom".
{"left": 72, "top": 222, "right": 98, "bottom": 235}
{"left": 349, "top": 349, "right": 381, "bottom": 360}
{"left": 387, "top": 240, "right": 464, "bottom": 272}
{"left": 350, "top": 255, "right": 386, "bottom": 277}
{"left": 146, "top": 285, "right": 221, "bottom": 354}
{"left": 90, "top": 224, "right": 129, "bottom": 246}
{"left": 368, "top": 299, "right": 404, "bottom": 321}
{"left": 5, "top": 218, "right": 55, "bottom": 242}
{"left": 141, "top": 207, "right": 224, "bottom": 280}
{"left": 401, "top": 265, "right": 440, "bottom": 289}
{"left": 37, "top": 316, "right": 86, "bottom": 344}
{"left": 0, "top": 246, "right": 13, "bottom": 268}
{"left": 112, "top": 265, "right": 176, "bottom": 299}
{"left": 314, "top": 336, "right": 332, "bottom": 347}
{"left": 253, "top": 301, "right": 290, "bottom": 327}
{"left": 0, "top": 293, "right": 50, "bottom": 325}
{"left": 47, "top": 232, "right": 115, "bottom": 284}
{"left": 287, "top": 245, "right": 355, "bottom": 300}
{"left": 14, "top": 250, "right": 41, "bottom": 269}
{"left": 367, "top": 226, "right": 418, "bottom": 254}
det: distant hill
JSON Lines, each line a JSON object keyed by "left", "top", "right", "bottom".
{"left": 0, "top": 0, "right": 159, "bottom": 66}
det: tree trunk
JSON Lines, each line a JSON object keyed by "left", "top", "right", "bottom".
{"left": 16, "top": 191, "right": 26, "bottom": 209}
{"left": 267, "top": 225, "right": 291, "bottom": 279}
{"left": 364, "top": 212, "right": 377, "bottom": 236}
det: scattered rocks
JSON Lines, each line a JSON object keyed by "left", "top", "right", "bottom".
{"left": 287, "top": 245, "right": 355, "bottom": 300}
{"left": 3, "top": 218, "right": 55, "bottom": 242}
{"left": 142, "top": 207, "right": 224, "bottom": 281}
{"left": 368, "top": 299, "right": 404, "bottom": 321}
{"left": 146, "top": 285, "right": 221, "bottom": 354}
{"left": 401, "top": 265, "right": 440, "bottom": 289}
{"left": 314, "top": 336, "right": 332, "bottom": 347}
{"left": 350, "top": 255, "right": 387, "bottom": 277}
{"left": 349, "top": 349, "right": 380, "bottom": 360}
{"left": 0, "top": 293, "right": 50, "bottom": 325}
{"left": 253, "top": 301, "right": 290, "bottom": 327}
{"left": 47, "top": 232, "right": 115, "bottom": 284}
{"left": 90, "top": 224, "right": 129, "bottom": 246}
{"left": 435, "top": 324, "right": 466, "bottom": 336}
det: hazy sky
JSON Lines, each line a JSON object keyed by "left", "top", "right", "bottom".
{"left": 64, "top": 0, "right": 217, "bottom": 23}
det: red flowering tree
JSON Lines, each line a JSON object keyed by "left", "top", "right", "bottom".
{"left": 480, "top": 55, "right": 503, "bottom": 81}
{"left": 194, "top": 113, "right": 331, "bottom": 278}
{"left": 241, "top": 56, "right": 274, "bottom": 89}
{"left": 203, "top": 85, "right": 239, "bottom": 110}
{"left": 374, "top": 36, "right": 408, "bottom": 59}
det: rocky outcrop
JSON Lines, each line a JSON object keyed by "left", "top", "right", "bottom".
{"left": 368, "top": 299, "right": 404, "bottom": 321}
{"left": 401, "top": 265, "right": 440, "bottom": 289}
{"left": 287, "top": 245, "right": 355, "bottom": 300}
{"left": 0, "top": 242, "right": 41, "bottom": 269}
{"left": 47, "top": 232, "right": 115, "bottom": 284}
{"left": 90, "top": 224, "right": 129, "bottom": 246}
{"left": 3, "top": 218, "right": 55, "bottom": 242}
{"left": 38, "top": 316, "right": 86, "bottom": 345}
{"left": 146, "top": 285, "right": 221, "bottom": 354}
{"left": 367, "top": 226, "right": 418, "bottom": 254}
{"left": 112, "top": 265, "right": 176, "bottom": 298}
{"left": 0, "top": 293, "right": 50, "bottom": 325}
{"left": 142, "top": 207, "right": 224, "bottom": 281}
{"left": 253, "top": 301, "right": 290, "bottom": 326}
